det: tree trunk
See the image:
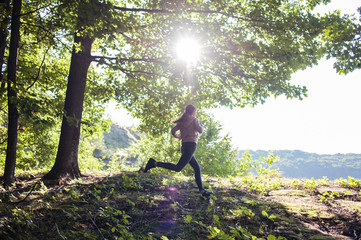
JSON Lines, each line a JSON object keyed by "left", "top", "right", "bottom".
{"left": 44, "top": 35, "right": 93, "bottom": 180}
{"left": 4, "top": 0, "right": 22, "bottom": 186}
{"left": 0, "top": 0, "right": 10, "bottom": 96}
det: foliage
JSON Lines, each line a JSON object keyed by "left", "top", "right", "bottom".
{"left": 231, "top": 175, "right": 283, "bottom": 195}
{"left": 191, "top": 116, "right": 239, "bottom": 177}
{"left": 0, "top": 25, "right": 68, "bottom": 172}
{"left": 102, "top": 0, "right": 360, "bottom": 135}
{"left": 335, "top": 176, "right": 361, "bottom": 188}
{"left": 318, "top": 190, "right": 342, "bottom": 203}
{"left": 78, "top": 136, "right": 105, "bottom": 172}
{"left": 304, "top": 178, "right": 318, "bottom": 191}
{"left": 1, "top": 0, "right": 112, "bottom": 174}
{"left": 321, "top": 8, "right": 361, "bottom": 74}
{"left": 236, "top": 151, "right": 280, "bottom": 177}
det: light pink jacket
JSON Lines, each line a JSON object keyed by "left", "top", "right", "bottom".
{"left": 171, "top": 115, "right": 204, "bottom": 143}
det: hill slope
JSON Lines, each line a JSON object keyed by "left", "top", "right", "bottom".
{"left": 1, "top": 172, "right": 360, "bottom": 239}
{"left": 103, "top": 124, "right": 140, "bottom": 149}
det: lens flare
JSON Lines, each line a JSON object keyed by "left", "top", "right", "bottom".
{"left": 175, "top": 37, "right": 200, "bottom": 64}
{"left": 168, "top": 187, "right": 177, "bottom": 192}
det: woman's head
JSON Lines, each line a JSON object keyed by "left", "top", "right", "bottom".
{"left": 173, "top": 104, "right": 197, "bottom": 123}
{"left": 185, "top": 104, "right": 196, "bottom": 116}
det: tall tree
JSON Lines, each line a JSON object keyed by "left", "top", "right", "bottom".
{"left": 44, "top": 35, "right": 93, "bottom": 179}
{"left": 1, "top": 0, "right": 113, "bottom": 179}
{"left": 1, "top": 0, "right": 71, "bottom": 181}
{"left": 44, "top": 0, "right": 120, "bottom": 179}
{"left": 0, "top": 0, "right": 10, "bottom": 97}
{"left": 4, "top": 0, "right": 22, "bottom": 185}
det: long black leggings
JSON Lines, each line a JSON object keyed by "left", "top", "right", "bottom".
{"left": 156, "top": 142, "right": 204, "bottom": 191}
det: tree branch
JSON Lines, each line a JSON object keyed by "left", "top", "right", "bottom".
{"left": 118, "top": 68, "right": 157, "bottom": 76}
{"left": 21, "top": 22, "right": 73, "bottom": 52}
{"left": 92, "top": 55, "right": 169, "bottom": 64}
{"left": 20, "top": 3, "right": 53, "bottom": 17}
{"left": 0, "top": 137, "right": 8, "bottom": 146}
{"left": 114, "top": 7, "right": 259, "bottom": 23}
{"left": 114, "top": 7, "right": 173, "bottom": 14}
{"left": 26, "top": 47, "right": 50, "bottom": 91}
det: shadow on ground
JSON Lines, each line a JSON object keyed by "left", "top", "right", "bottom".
{"left": 0, "top": 171, "right": 360, "bottom": 239}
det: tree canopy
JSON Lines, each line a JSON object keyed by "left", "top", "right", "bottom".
{"left": 322, "top": 7, "right": 361, "bottom": 74}
{"left": 97, "top": 0, "right": 359, "bottom": 134}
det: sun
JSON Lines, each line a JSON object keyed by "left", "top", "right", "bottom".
{"left": 175, "top": 37, "right": 200, "bottom": 64}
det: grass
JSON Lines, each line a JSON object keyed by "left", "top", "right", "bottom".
{"left": 0, "top": 171, "right": 361, "bottom": 239}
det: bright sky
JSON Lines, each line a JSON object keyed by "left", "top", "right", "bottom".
{"left": 109, "top": 0, "right": 361, "bottom": 154}
{"left": 209, "top": 1, "right": 361, "bottom": 154}
{"left": 211, "top": 58, "right": 361, "bottom": 154}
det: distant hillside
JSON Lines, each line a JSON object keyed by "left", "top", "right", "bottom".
{"left": 103, "top": 124, "right": 140, "bottom": 150}
{"left": 239, "top": 150, "right": 361, "bottom": 180}
{"left": 92, "top": 124, "right": 140, "bottom": 166}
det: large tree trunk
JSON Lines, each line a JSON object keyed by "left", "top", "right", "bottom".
{"left": 4, "top": 0, "right": 22, "bottom": 186}
{"left": 0, "top": 0, "right": 10, "bottom": 96}
{"left": 44, "top": 35, "right": 93, "bottom": 180}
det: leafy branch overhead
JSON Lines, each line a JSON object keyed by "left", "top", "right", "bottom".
{"left": 20, "top": 0, "right": 357, "bottom": 135}
{"left": 78, "top": 0, "right": 358, "bottom": 134}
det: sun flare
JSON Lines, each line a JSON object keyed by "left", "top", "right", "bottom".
{"left": 175, "top": 37, "right": 200, "bottom": 64}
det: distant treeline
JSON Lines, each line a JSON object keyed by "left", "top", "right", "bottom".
{"left": 239, "top": 150, "right": 361, "bottom": 180}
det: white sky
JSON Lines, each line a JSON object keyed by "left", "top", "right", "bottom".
{"left": 211, "top": 58, "right": 361, "bottom": 154}
{"left": 209, "top": 1, "right": 361, "bottom": 154}
{"left": 109, "top": 0, "right": 361, "bottom": 154}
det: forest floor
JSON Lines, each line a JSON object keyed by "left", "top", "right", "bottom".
{"left": 0, "top": 170, "right": 361, "bottom": 240}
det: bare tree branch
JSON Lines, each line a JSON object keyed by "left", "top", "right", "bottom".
{"left": 92, "top": 55, "right": 169, "bottom": 64}
{"left": 26, "top": 47, "right": 50, "bottom": 91}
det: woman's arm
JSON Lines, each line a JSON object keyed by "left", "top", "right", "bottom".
{"left": 171, "top": 125, "right": 182, "bottom": 139}
{"left": 195, "top": 118, "right": 204, "bottom": 133}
